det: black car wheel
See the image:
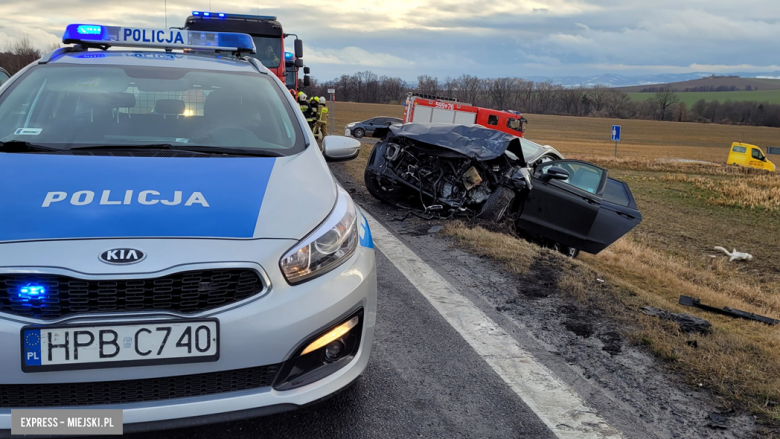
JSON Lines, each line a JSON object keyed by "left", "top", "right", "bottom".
{"left": 477, "top": 187, "right": 515, "bottom": 222}
{"left": 353, "top": 128, "right": 365, "bottom": 138}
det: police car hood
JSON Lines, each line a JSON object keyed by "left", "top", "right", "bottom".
{"left": 0, "top": 148, "right": 337, "bottom": 243}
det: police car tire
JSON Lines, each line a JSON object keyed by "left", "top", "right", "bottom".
{"left": 353, "top": 128, "right": 365, "bottom": 138}
{"left": 477, "top": 186, "right": 515, "bottom": 222}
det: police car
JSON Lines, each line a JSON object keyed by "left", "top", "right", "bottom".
{"left": 0, "top": 23, "right": 375, "bottom": 432}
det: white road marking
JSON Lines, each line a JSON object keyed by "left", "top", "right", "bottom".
{"left": 365, "top": 213, "right": 623, "bottom": 439}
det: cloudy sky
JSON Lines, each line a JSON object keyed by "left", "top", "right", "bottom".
{"left": 1, "top": 0, "right": 780, "bottom": 81}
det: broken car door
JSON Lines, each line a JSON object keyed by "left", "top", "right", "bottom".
{"left": 582, "top": 177, "right": 642, "bottom": 254}
{"left": 517, "top": 160, "right": 607, "bottom": 251}
{"left": 517, "top": 160, "right": 640, "bottom": 254}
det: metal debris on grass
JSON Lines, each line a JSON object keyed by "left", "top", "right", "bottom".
{"left": 679, "top": 295, "right": 779, "bottom": 325}
{"left": 640, "top": 306, "right": 712, "bottom": 334}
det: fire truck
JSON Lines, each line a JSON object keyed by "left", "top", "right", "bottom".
{"left": 402, "top": 93, "right": 527, "bottom": 137}
{"left": 184, "top": 11, "right": 310, "bottom": 91}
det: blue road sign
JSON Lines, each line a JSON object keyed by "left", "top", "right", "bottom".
{"left": 611, "top": 125, "right": 621, "bottom": 142}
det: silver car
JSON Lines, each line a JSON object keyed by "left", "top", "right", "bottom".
{"left": 0, "top": 24, "right": 376, "bottom": 433}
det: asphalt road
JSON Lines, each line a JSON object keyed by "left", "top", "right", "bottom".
{"left": 130, "top": 248, "right": 556, "bottom": 439}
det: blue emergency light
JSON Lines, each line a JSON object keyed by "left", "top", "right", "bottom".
{"left": 62, "top": 23, "right": 256, "bottom": 54}
{"left": 285, "top": 52, "right": 294, "bottom": 60}
{"left": 18, "top": 285, "right": 46, "bottom": 302}
{"left": 192, "top": 11, "right": 277, "bottom": 20}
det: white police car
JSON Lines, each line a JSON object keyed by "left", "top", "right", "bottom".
{"left": 0, "top": 23, "right": 375, "bottom": 432}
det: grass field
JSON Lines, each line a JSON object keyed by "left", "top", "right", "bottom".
{"left": 332, "top": 102, "right": 780, "bottom": 423}
{"left": 627, "top": 90, "right": 780, "bottom": 106}
{"left": 332, "top": 101, "right": 780, "bottom": 163}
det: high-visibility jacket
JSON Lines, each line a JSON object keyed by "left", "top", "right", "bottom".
{"left": 318, "top": 106, "right": 329, "bottom": 122}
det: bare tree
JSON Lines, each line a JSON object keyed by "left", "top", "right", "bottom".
{"left": 605, "top": 89, "right": 632, "bottom": 118}
{"left": 559, "top": 87, "right": 584, "bottom": 116}
{"left": 588, "top": 85, "right": 610, "bottom": 113}
{"left": 673, "top": 102, "right": 688, "bottom": 122}
{"left": 416, "top": 75, "right": 439, "bottom": 96}
{"left": 456, "top": 74, "right": 482, "bottom": 105}
{"left": 535, "top": 81, "right": 557, "bottom": 114}
{"left": 653, "top": 88, "right": 679, "bottom": 121}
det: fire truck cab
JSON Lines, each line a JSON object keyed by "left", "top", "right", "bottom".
{"left": 403, "top": 93, "right": 526, "bottom": 137}
{"left": 184, "top": 11, "right": 310, "bottom": 91}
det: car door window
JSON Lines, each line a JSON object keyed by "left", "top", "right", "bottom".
{"left": 487, "top": 115, "right": 498, "bottom": 126}
{"left": 732, "top": 145, "right": 747, "bottom": 153}
{"left": 602, "top": 179, "right": 631, "bottom": 206}
{"left": 540, "top": 162, "right": 605, "bottom": 195}
{"left": 751, "top": 148, "right": 765, "bottom": 161}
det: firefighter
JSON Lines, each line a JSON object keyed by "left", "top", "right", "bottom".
{"left": 260, "top": 45, "right": 280, "bottom": 66}
{"left": 297, "top": 92, "right": 312, "bottom": 119}
{"left": 313, "top": 96, "right": 329, "bottom": 137}
{"left": 304, "top": 95, "right": 318, "bottom": 128}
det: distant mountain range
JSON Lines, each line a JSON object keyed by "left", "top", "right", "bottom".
{"left": 525, "top": 72, "right": 780, "bottom": 88}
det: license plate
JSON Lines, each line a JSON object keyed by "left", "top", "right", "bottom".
{"left": 345, "top": 129, "right": 351, "bottom": 136}
{"left": 21, "top": 320, "right": 219, "bottom": 373}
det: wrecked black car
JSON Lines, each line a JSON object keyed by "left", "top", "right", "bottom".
{"left": 364, "top": 123, "right": 642, "bottom": 257}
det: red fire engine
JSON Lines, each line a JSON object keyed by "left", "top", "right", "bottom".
{"left": 184, "top": 12, "right": 310, "bottom": 91}
{"left": 402, "top": 93, "right": 527, "bottom": 137}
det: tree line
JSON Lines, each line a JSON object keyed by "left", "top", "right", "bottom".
{"left": 0, "top": 35, "right": 58, "bottom": 75}
{"left": 3, "top": 35, "right": 780, "bottom": 129}
{"left": 306, "top": 72, "right": 780, "bottom": 128}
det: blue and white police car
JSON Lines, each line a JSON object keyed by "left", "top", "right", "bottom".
{"left": 0, "top": 23, "right": 375, "bottom": 432}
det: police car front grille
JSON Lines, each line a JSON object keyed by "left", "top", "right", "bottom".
{"left": 0, "top": 269, "right": 265, "bottom": 319}
{"left": 0, "top": 364, "right": 280, "bottom": 408}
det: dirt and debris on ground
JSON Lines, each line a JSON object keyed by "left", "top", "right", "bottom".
{"left": 640, "top": 306, "right": 712, "bottom": 334}
{"left": 332, "top": 160, "right": 767, "bottom": 439}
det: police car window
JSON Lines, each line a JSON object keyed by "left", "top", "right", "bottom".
{"left": 248, "top": 37, "right": 282, "bottom": 68}
{"left": 0, "top": 65, "right": 304, "bottom": 154}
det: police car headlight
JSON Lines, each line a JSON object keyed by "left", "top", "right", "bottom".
{"left": 280, "top": 186, "right": 358, "bottom": 284}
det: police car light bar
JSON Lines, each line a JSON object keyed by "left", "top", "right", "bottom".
{"left": 192, "top": 11, "right": 277, "bottom": 20}
{"left": 62, "top": 24, "right": 257, "bottom": 54}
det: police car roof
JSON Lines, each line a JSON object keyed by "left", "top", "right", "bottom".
{"left": 47, "top": 49, "right": 265, "bottom": 73}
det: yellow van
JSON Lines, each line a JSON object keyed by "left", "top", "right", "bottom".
{"left": 727, "top": 142, "right": 776, "bottom": 172}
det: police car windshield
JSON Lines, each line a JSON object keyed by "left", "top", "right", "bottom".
{"left": 249, "top": 37, "right": 282, "bottom": 68}
{"left": 0, "top": 64, "right": 304, "bottom": 155}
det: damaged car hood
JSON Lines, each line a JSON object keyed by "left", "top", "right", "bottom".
{"left": 388, "top": 123, "right": 526, "bottom": 166}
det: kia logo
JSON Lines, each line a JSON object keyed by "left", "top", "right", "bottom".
{"left": 99, "top": 248, "right": 146, "bottom": 265}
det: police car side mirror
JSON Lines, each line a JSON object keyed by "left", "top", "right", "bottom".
{"left": 322, "top": 136, "right": 361, "bottom": 162}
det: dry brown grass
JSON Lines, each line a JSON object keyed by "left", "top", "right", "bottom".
{"left": 581, "top": 237, "right": 780, "bottom": 419}
{"left": 333, "top": 102, "right": 780, "bottom": 422}
{"left": 443, "top": 221, "right": 538, "bottom": 276}
{"left": 659, "top": 173, "right": 780, "bottom": 212}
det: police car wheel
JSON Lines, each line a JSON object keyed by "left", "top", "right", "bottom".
{"left": 353, "top": 128, "right": 365, "bottom": 138}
